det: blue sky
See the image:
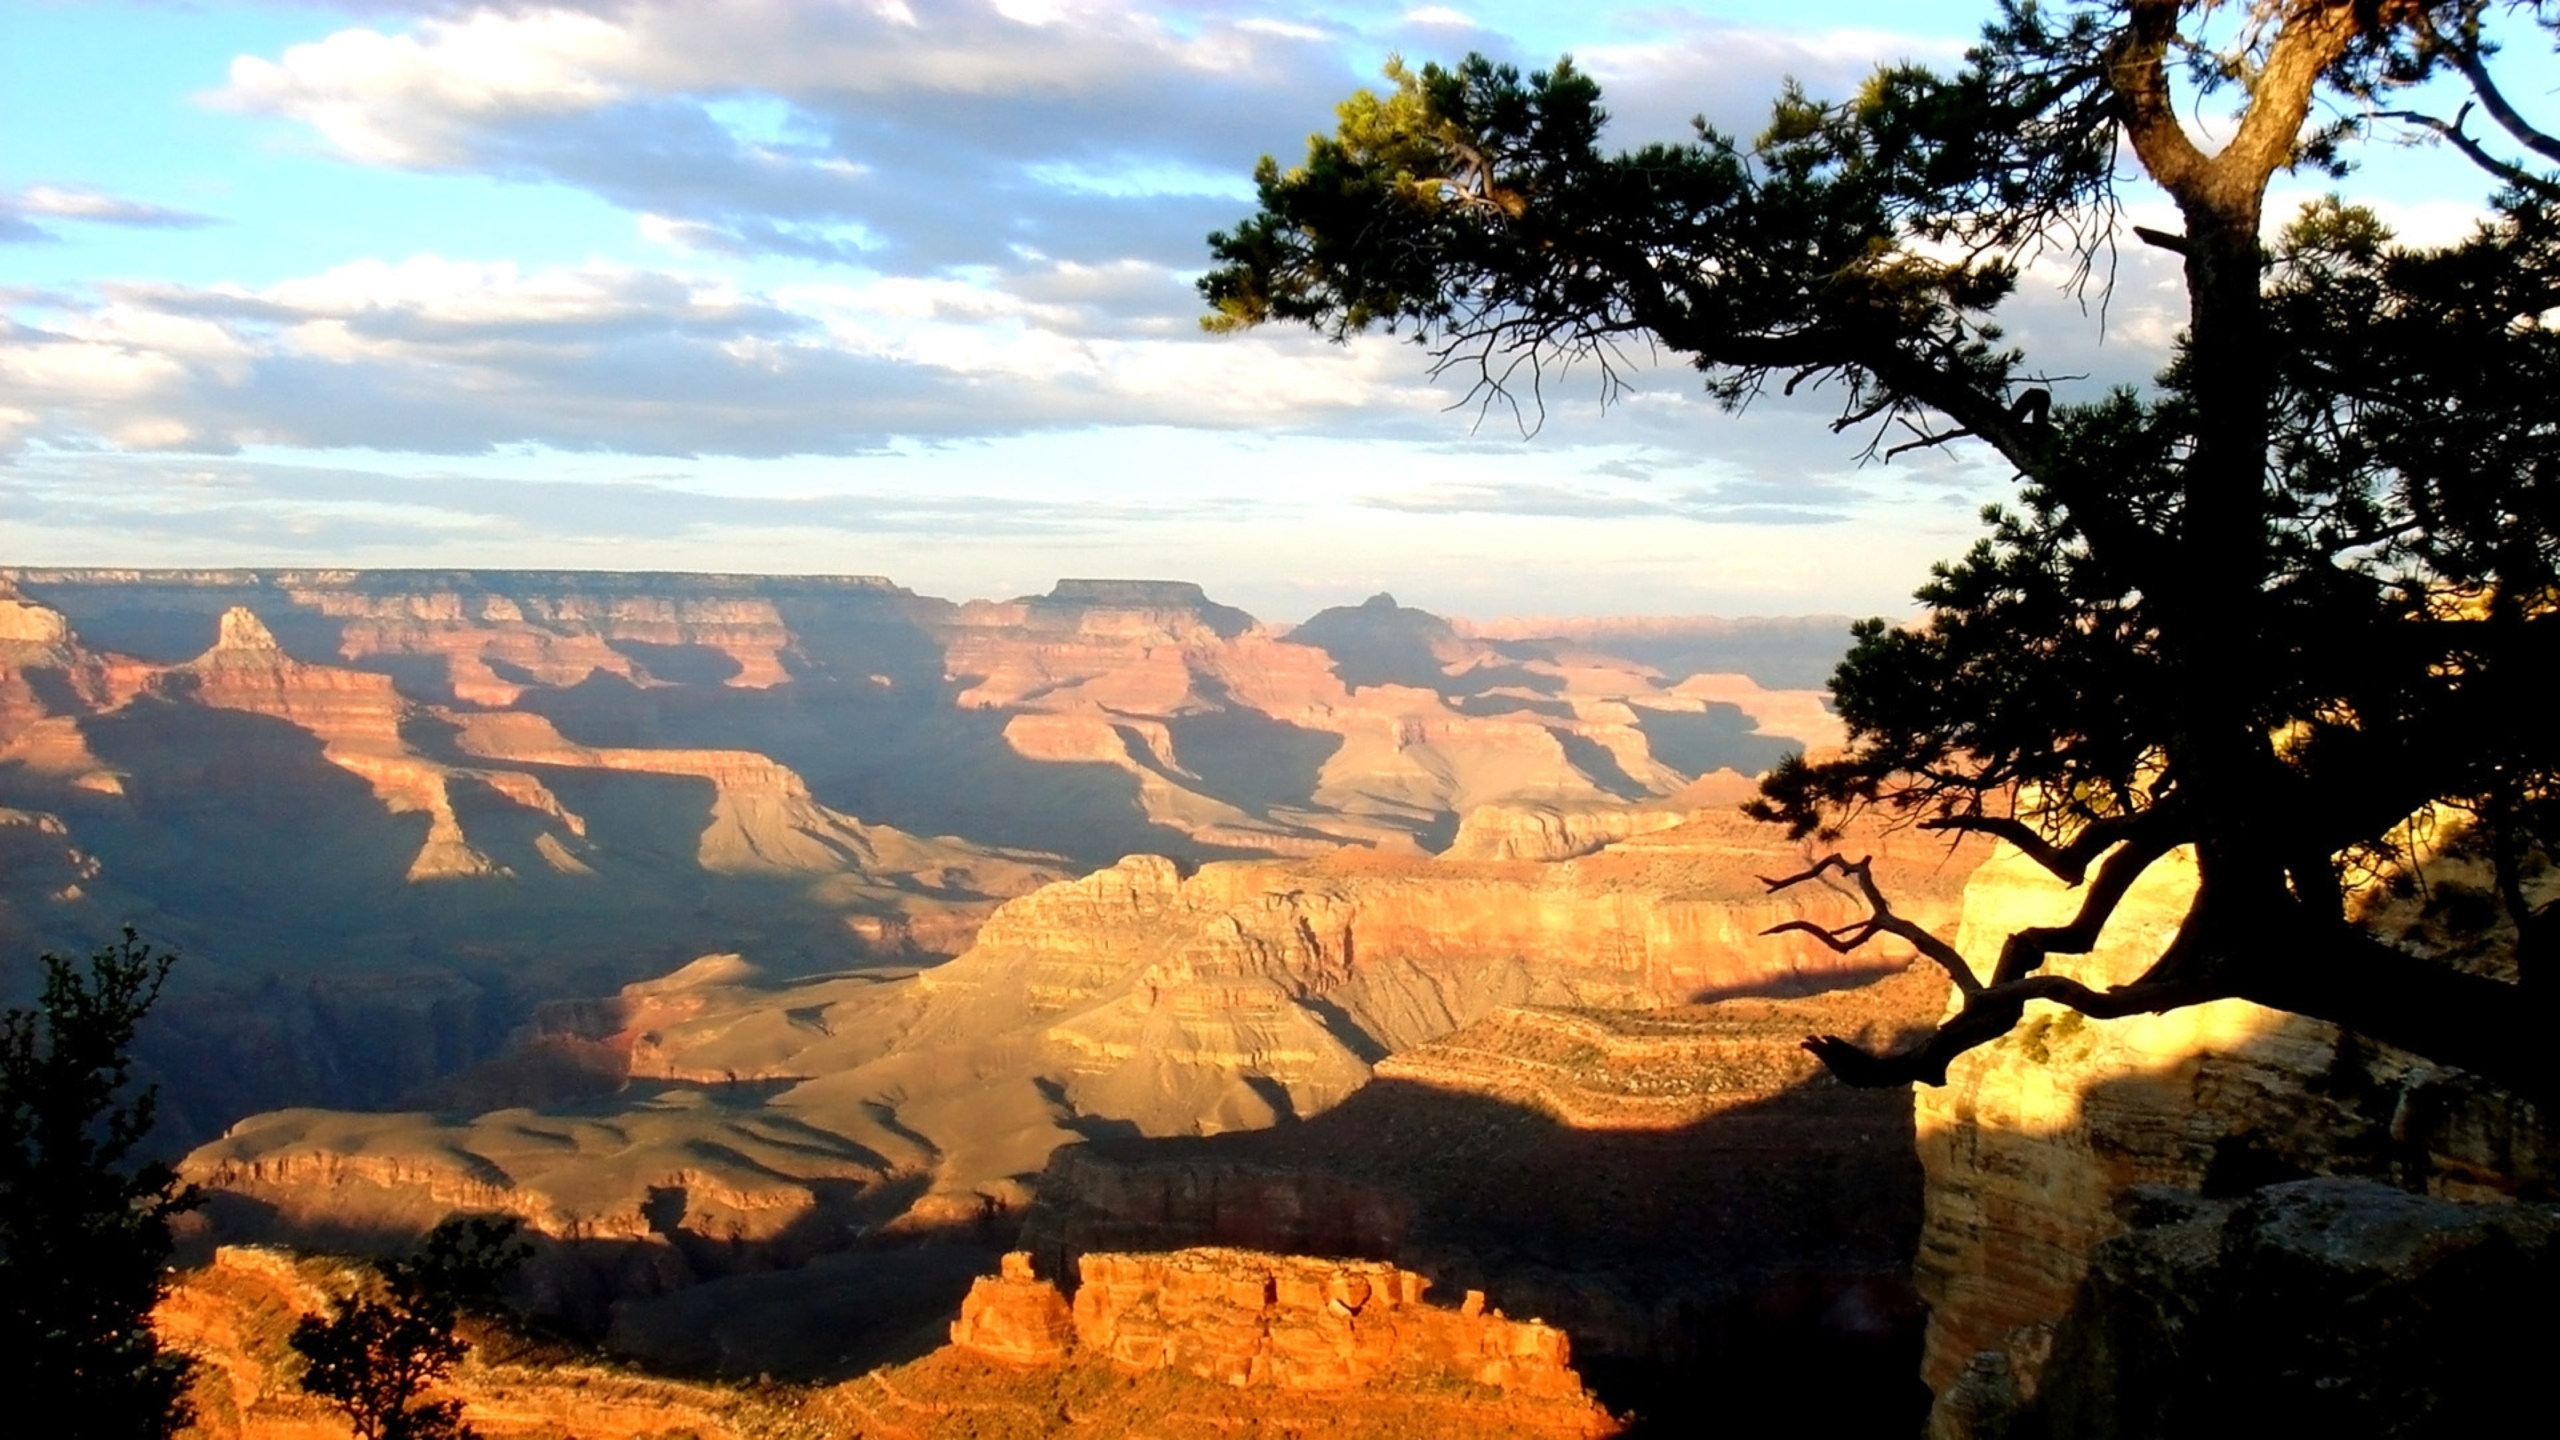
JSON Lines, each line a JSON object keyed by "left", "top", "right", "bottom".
{"left": 2, "top": 1, "right": 2543, "bottom": 621}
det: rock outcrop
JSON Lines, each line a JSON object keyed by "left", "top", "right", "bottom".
{"left": 951, "top": 1248, "right": 1590, "bottom": 1399}
{"left": 160, "top": 1241, "right": 1618, "bottom": 1439}
{"left": 1973, "top": 1180, "right": 2560, "bottom": 1439}
{"left": 157, "top": 1246, "right": 816, "bottom": 1440}
{"left": 1442, "top": 798, "right": 1696, "bottom": 861}
{"left": 1014, "top": 960, "right": 1958, "bottom": 1432}
{"left": 1914, "top": 834, "right": 2559, "bottom": 1437}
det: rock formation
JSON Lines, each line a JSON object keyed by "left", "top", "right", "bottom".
{"left": 1979, "top": 1179, "right": 2560, "bottom": 1439}
{"left": 1013, "top": 959, "right": 1961, "bottom": 1432}
{"left": 1913, "top": 832, "right": 2559, "bottom": 1437}
{"left": 185, "top": 807, "right": 1967, "bottom": 1247}
{"left": 155, "top": 1241, "right": 1619, "bottom": 1439}
{"left": 157, "top": 1245, "right": 818, "bottom": 1440}
{"left": 950, "top": 1248, "right": 1593, "bottom": 1401}
{"left": 178, "top": 804, "right": 1978, "bottom": 1407}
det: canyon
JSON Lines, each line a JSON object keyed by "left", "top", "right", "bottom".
{"left": 0, "top": 568, "right": 1845, "bottom": 1145}
{"left": 40, "top": 566, "right": 2545, "bottom": 1435}
{"left": 175, "top": 809, "right": 1981, "bottom": 1398}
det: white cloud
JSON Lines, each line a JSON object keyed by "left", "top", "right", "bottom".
{"left": 0, "top": 252, "right": 1459, "bottom": 457}
{"left": 0, "top": 186, "right": 218, "bottom": 244}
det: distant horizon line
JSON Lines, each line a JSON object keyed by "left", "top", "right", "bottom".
{"left": 2, "top": 565, "right": 1870, "bottom": 627}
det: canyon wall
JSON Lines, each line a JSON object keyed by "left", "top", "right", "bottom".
{"left": 1, "top": 569, "right": 1848, "bottom": 1141}
{"left": 1013, "top": 959, "right": 1962, "bottom": 1432}
{"left": 181, "top": 810, "right": 1978, "bottom": 1408}
{"left": 1914, "top": 837, "right": 2558, "bottom": 1436}
{"left": 186, "top": 812, "right": 1970, "bottom": 1256}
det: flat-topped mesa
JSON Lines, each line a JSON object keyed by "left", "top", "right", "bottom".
{"left": 1042, "top": 576, "right": 1245, "bottom": 612}
{"left": 950, "top": 1248, "right": 1590, "bottom": 1400}
{"left": 1005, "top": 577, "right": 1259, "bottom": 639}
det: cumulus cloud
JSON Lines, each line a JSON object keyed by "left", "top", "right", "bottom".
{"left": 207, "top": 2, "right": 1970, "bottom": 269}
{"left": 0, "top": 253, "right": 1468, "bottom": 456}
{"left": 1578, "top": 23, "right": 1971, "bottom": 145}
{"left": 210, "top": 0, "right": 1357, "bottom": 270}
{"left": 12, "top": 2, "right": 2139, "bottom": 482}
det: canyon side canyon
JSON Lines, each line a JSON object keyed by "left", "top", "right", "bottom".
{"left": 6, "top": 568, "right": 2548, "bottom": 1436}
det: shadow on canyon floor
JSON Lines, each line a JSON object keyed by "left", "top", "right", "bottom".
{"left": 1018, "top": 1070, "right": 1931, "bottom": 1437}
{"left": 178, "top": 1066, "right": 1930, "bottom": 1433}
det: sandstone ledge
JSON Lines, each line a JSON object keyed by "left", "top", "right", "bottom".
{"left": 950, "top": 1248, "right": 1603, "bottom": 1409}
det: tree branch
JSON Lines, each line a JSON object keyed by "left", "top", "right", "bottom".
{"left": 1761, "top": 853, "right": 1983, "bottom": 994}
{"left": 2218, "top": 1, "right": 2363, "bottom": 193}
{"left": 1805, "top": 969, "right": 2212, "bottom": 1087}
{"left": 1918, "top": 808, "right": 2170, "bottom": 885}
{"left": 2376, "top": 105, "right": 2560, "bottom": 200}
{"left": 2105, "top": 0, "right": 2214, "bottom": 202}
{"left": 2230, "top": 921, "right": 2560, "bottom": 1101}
{"left": 2428, "top": 9, "right": 2560, "bottom": 165}
{"left": 1988, "top": 824, "right": 2184, "bottom": 985}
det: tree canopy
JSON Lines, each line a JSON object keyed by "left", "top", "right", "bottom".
{"left": 1204, "top": 1, "right": 2560, "bottom": 1099}
{"left": 0, "top": 930, "right": 201, "bottom": 1437}
{"left": 291, "top": 1215, "right": 529, "bottom": 1440}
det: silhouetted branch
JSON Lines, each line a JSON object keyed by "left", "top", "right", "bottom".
{"left": 1761, "top": 853, "right": 1981, "bottom": 994}
{"left": 2377, "top": 104, "right": 2560, "bottom": 199}
{"left": 1987, "top": 827, "right": 2183, "bottom": 985}
{"left": 1804, "top": 969, "right": 2211, "bottom": 1086}
{"left": 2427, "top": 9, "right": 2560, "bottom": 165}
{"left": 1917, "top": 807, "right": 2176, "bottom": 885}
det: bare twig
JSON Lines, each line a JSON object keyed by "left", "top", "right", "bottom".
{"left": 1760, "top": 853, "right": 1982, "bottom": 994}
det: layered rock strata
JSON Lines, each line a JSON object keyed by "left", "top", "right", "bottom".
{"left": 184, "top": 811, "right": 1978, "bottom": 1393}
{"left": 1015, "top": 961, "right": 1959, "bottom": 1431}
{"left": 950, "top": 1248, "right": 1592, "bottom": 1401}
{"left": 190, "top": 814, "right": 1967, "bottom": 1256}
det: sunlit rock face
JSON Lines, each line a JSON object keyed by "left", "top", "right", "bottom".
{"left": 1012, "top": 959, "right": 1969, "bottom": 1435}
{"left": 1915, "top": 839, "right": 2560, "bottom": 1437}
{"left": 183, "top": 812, "right": 1970, "bottom": 1259}
{"left": 160, "top": 1241, "right": 1621, "bottom": 1440}
{"left": 950, "top": 1247, "right": 1596, "bottom": 1404}
{"left": 176, "top": 807, "right": 1979, "bottom": 1408}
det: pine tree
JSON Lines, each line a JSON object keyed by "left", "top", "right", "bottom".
{"left": 0, "top": 929, "right": 201, "bottom": 1438}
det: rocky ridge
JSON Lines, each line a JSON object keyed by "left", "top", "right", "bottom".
{"left": 157, "top": 1241, "right": 1617, "bottom": 1439}
{"left": 180, "top": 809, "right": 1979, "bottom": 1404}
{"left": 950, "top": 1247, "right": 1595, "bottom": 1404}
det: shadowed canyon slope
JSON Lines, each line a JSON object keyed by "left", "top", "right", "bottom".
{"left": 0, "top": 568, "right": 1848, "bottom": 1143}
{"left": 180, "top": 813, "right": 1977, "bottom": 1430}
{"left": 181, "top": 813, "right": 1980, "bottom": 1268}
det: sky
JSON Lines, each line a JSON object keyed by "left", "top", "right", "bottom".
{"left": 1, "top": 1, "right": 2543, "bottom": 621}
